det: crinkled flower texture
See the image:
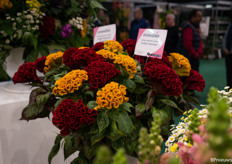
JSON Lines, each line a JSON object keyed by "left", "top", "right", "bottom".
{"left": 95, "top": 82, "right": 129, "bottom": 110}
{"left": 0, "top": 0, "right": 13, "bottom": 9}
{"left": 91, "top": 42, "right": 104, "bottom": 51}
{"left": 12, "top": 62, "right": 40, "bottom": 84}
{"left": 96, "top": 49, "right": 117, "bottom": 60}
{"left": 52, "top": 99, "right": 98, "bottom": 135}
{"left": 44, "top": 51, "right": 63, "bottom": 73}
{"left": 104, "top": 40, "right": 123, "bottom": 54}
{"left": 120, "top": 39, "right": 136, "bottom": 56}
{"left": 113, "top": 54, "right": 137, "bottom": 79}
{"left": 52, "top": 69, "right": 88, "bottom": 96}
{"left": 34, "top": 56, "right": 46, "bottom": 73}
{"left": 63, "top": 48, "right": 105, "bottom": 70}
{"left": 183, "top": 70, "right": 205, "bottom": 92}
{"left": 85, "top": 61, "right": 121, "bottom": 91}
{"left": 168, "top": 53, "right": 191, "bottom": 76}
{"left": 144, "top": 62, "right": 183, "bottom": 96}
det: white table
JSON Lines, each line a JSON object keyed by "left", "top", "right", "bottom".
{"left": 0, "top": 81, "right": 78, "bottom": 164}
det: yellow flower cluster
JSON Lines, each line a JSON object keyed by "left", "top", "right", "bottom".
{"left": 95, "top": 82, "right": 129, "bottom": 110}
{"left": 26, "top": 0, "right": 41, "bottom": 12}
{"left": 96, "top": 49, "right": 117, "bottom": 60}
{"left": 44, "top": 51, "right": 63, "bottom": 73}
{"left": 79, "top": 47, "right": 89, "bottom": 49}
{"left": 168, "top": 53, "right": 191, "bottom": 76}
{"left": 0, "top": 0, "right": 12, "bottom": 9}
{"left": 113, "top": 54, "right": 137, "bottom": 79}
{"left": 104, "top": 40, "right": 123, "bottom": 54}
{"left": 52, "top": 70, "right": 88, "bottom": 96}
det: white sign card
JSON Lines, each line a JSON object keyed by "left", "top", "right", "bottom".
{"left": 134, "top": 29, "right": 167, "bottom": 59}
{"left": 93, "top": 24, "right": 116, "bottom": 45}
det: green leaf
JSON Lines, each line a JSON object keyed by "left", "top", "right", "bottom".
{"left": 90, "top": 0, "right": 106, "bottom": 10}
{"left": 54, "top": 98, "right": 63, "bottom": 109}
{"left": 20, "top": 102, "right": 44, "bottom": 121}
{"left": 133, "top": 88, "right": 149, "bottom": 94}
{"left": 107, "top": 120, "right": 123, "bottom": 141}
{"left": 84, "top": 90, "right": 94, "bottom": 98}
{"left": 23, "top": 46, "right": 39, "bottom": 62}
{"left": 120, "top": 103, "right": 134, "bottom": 113}
{"left": 38, "top": 44, "right": 50, "bottom": 56}
{"left": 123, "top": 78, "right": 136, "bottom": 92}
{"left": 97, "top": 111, "right": 109, "bottom": 132}
{"left": 48, "top": 135, "right": 63, "bottom": 164}
{"left": 108, "top": 109, "right": 133, "bottom": 135}
{"left": 87, "top": 101, "right": 98, "bottom": 110}
{"left": 150, "top": 106, "right": 169, "bottom": 124}
{"left": 90, "top": 123, "right": 99, "bottom": 134}
{"left": 159, "top": 99, "right": 178, "bottom": 109}
{"left": 91, "top": 129, "right": 106, "bottom": 145}
{"left": 112, "top": 138, "right": 124, "bottom": 150}
{"left": 133, "top": 75, "right": 145, "bottom": 84}
{"left": 64, "top": 136, "right": 73, "bottom": 159}
{"left": 37, "top": 92, "right": 51, "bottom": 105}
{"left": 125, "top": 137, "right": 137, "bottom": 155}
{"left": 135, "top": 103, "right": 146, "bottom": 117}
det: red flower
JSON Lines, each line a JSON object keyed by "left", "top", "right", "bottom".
{"left": 149, "top": 51, "right": 172, "bottom": 68}
{"left": 12, "top": 62, "right": 40, "bottom": 84}
{"left": 52, "top": 99, "right": 98, "bottom": 135}
{"left": 73, "top": 48, "right": 105, "bottom": 68}
{"left": 34, "top": 56, "right": 46, "bottom": 73}
{"left": 39, "top": 16, "right": 56, "bottom": 38}
{"left": 84, "top": 61, "right": 121, "bottom": 91}
{"left": 181, "top": 70, "right": 205, "bottom": 92}
{"left": 121, "top": 39, "right": 136, "bottom": 56}
{"left": 91, "top": 42, "right": 104, "bottom": 51}
{"left": 144, "top": 62, "right": 183, "bottom": 96}
{"left": 63, "top": 47, "right": 79, "bottom": 69}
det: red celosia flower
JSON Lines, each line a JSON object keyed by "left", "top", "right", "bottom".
{"left": 12, "top": 62, "right": 40, "bottom": 84}
{"left": 91, "top": 42, "right": 104, "bottom": 51}
{"left": 121, "top": 39, "right": 136, "bottom": 56}
{"left": 73, "top": 48, "right": 105, "bottom": 68}
{"left": 144, "top": 62, "right": 183, "bottom": 96}
{"left": 181, "top": 70, "right": 205, "bottom": 92}
{"left": 34, "top": 56, "right": 46, "bottom": 73}
{"left": 63, "top": 47, "right": 79, "bottom": 69}
{"left": 149, "top": 51, "right": 172, "bottom": 68}
{"left": 84, "top": 61, "right": 121, "bottom": 91}
{"left": 52, "top": 99, "right": 98, "bottom": 135}
{"left": 39, "top": 16, "right": 56, "bottom": 38}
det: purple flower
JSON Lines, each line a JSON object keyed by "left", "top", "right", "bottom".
{"left": 61, "top": 24, "right": 72, "bottom": 38}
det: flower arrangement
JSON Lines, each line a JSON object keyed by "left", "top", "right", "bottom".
{"left": 0, "top": 0, "right": 104, "bottom": 81}
{"left": 13, "top": 39, "right": 206, "bottom": 163}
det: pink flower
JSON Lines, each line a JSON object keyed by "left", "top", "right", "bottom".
{"left": 192, "top": 134, "right": 203, "bottom": 144}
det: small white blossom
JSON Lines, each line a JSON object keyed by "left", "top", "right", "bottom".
{"left": 5, "top": 39, "right": 10, "bottom": 44}
{"left": 6, "top": 16, "right": 11, "bottom": 20}
{"left": 17, "top": 13, "right": 22, "bottom": 16}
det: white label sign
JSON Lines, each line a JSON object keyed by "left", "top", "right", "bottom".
{"left": 93, "top": 24, "right": 116, "bottom": 45}
{"left": 134, "top": 29, "right": 167, "bottom": 59}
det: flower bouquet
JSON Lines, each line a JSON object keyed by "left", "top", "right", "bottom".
{"left": 13, "top": 39, "right": 205, "bottom": 163}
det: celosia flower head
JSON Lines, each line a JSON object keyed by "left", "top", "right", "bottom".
{"left": 44, "top": 51, "right": 63, "bottom": 73}
{"left": 12, "top": 62, "right": 40, "bottom": 84}
{"left": 120, "top": 39, "right": 136, "bottom": 56}
{"left": 95, "top": 82, "right": 129, "bottom": 110}
{"left": 52, "top": 99, "right": 98, "bottom": 135}
{"left": 91, "top": 42, "right": 104, "bottom": 51}
{"left": 52, "top": 69, "right": 88, "bottom": 96}
{"left": 144, "top": 62, "right": 183, "bottom": 96}
{"left": 84, "top": 61, "right": 120, "bottom": 91}
{"left": 34, "top": 56, "right": 46, "bottom": 73}
{"left": 0, "top": 0, "right": 13, "bottom": 9}
{"left": 104, "top": 40, "right": 123, "bottom": 54}
{"left": 168, "top": 53, "right": 191, "bottom": 76}
{"left": 63, "top": 47, "right": 79, "bottom": 69}
{"left": 96, "top": 49, "right": 117, "bottom": 60}
{"left": 113, "top": 54, "right": 137, "bottom": 79}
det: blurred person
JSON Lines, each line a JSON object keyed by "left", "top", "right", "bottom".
{"left": 164, "top": 13, "right": 179, "bottom": 55}
{"left": 129, "top": 7, "right": 150, "bottom": 40}
{"left": 94, "top": 9, "right": 105, "bottom": 27}
{"left": 178, "top": 10, "right": 203, "bottom": 72}
{"left": 223, "top": 20, "right": 232, "bottom": 88}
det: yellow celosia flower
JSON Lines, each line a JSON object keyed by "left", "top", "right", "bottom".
{"left": 81, "top": 19, "right": 87, "bottom": 37}
{"left": 104, "top": 40, "right": 123, "bottom": 54}
{"left": 26, "top": 0, "right": 41, "bottom": 12}
{"left": 95, "top": 82, "right": 129, "bottom": 110}
{"left": 44, "top": 51, "right": 63, "bottom": 73}
{"left": 52, "top": 70, "right": 88, "bottom": 96}
{"left": 168, "top": 53, "right": 191, "bottom": 76}
{"left": 170, "top": 143, "right": 178, "bottom": 152}
{"left": 113, "top": 54, "right": 137, "bottom": 79}
{"left": 0, "top": 0, "right": 12, "bottom": 9}
{"left": 96, "top": 49, "right": 117, "bottom": 60}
